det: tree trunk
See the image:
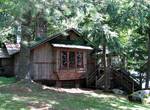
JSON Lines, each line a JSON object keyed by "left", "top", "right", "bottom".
{"left": 103, "top": 43, "right": 109, "bottom": 91}
{"left": 121, "top": 56, "right": 126, "bottom": 69}
{"left": 139, "top": 72, "right": 143, "bottom": 89}
{"left": 145, "top": 31, "right": 150, "bottom": 89}
{"left": 16, "top": 40, "right": 30, "bottom": 80}
{"left": 16, "top": 11, "right": 32, "bottom": 81}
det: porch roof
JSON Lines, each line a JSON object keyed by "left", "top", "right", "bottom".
{"left": 52, "top": 44, "right": 93, "bottom": 50}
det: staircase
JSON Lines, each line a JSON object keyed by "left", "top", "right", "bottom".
{"left": 87, "top": 68, "right": 98, "bottom": 88}
{"left": 111, "top": 68, "right": 141, "bottom": 93}
{"left": 87, "top": 67, "right": 141, "bottom": 93}
{"left": 87, "top": 67, "right": 105, "bottom": 89}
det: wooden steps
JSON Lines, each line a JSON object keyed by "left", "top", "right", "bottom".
{"left": 96, "top": 74, "right": 105, "bottom": 89}
{"left": 87, "top": 67, "right": 141, "bottom": 93}
{"left": 111, "top": 69, "right": 141, "bottom": 93}
{"left": 87, "top": 68, "right": 98, "bottom": 88}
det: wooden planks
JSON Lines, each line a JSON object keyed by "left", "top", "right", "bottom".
{"left": 31, "top": 43, "right": 54, "bottom": 80}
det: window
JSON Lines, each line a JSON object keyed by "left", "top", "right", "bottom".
{"left": 60, "top": 50, "right": 84, "bottom": 69}
{"left": 69, "top": 51, "right": 75, "bottom": 68}
{"left": 61, "top": 51, "right": 67, "bottom": 68}
{"left": 77, "top": 52, "right": 83, "bottom": 68}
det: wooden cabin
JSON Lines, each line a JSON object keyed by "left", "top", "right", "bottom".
{"left": 28, "top": 28, "right": 96, "bottom": 87}
{"left": 0, "top": 29, "right": 141, "bottom": 92}
{"left": 0, "top": 44, "right": 19, "bottom": 77}
{"left": 0, "top": 28, "right": 94, "bottom": 87}
{"left": 0, "top": 12, "right": 141, "bottom": 91}
{"left": 0, "top": 13, "right": 98, "bottom": 87}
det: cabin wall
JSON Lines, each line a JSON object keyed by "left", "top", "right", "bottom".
{"left": 53, "top": 48, "right": 60, "bottom": 73}
{"left": 0, "top": 58, "right": 14, "bottom": 77}
{"left": 30, "top": 43, "right": 56, "bottom": 80}
{"left": 87, "top": 51, "right": 96, "bottom": 75}
{"left": 14, "top": 53, "right": 19, "bottom": 76}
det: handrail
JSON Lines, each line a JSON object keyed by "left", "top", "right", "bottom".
{"left": 97, "top": 74, "right": 105, "bottom": 83}
{"left": 112, "top": 68, "right": 139, "bottom": 84}
{"left": 112, "top": 68, "right": 141, "bottom": 91}
{"left": 129, "top": 75, "right": 140, "bottom": 85}
{"left": 88, "top": 67, "right": 99, "bottom": 80}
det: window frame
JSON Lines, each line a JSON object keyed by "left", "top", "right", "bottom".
{"left": 77, "top": 51, "right": 84, "bottom": 68}
{"left": 60, "top": 49, "right": 84, "bottom": 70}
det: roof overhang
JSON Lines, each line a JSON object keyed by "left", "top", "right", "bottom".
{"left": 4, "top": 43, "right": 20, "bottom": 55}
{"left": 52, "top": 44, "right": 93, "bottom": 50}
{"left": 30, "top": 28, "right": 96, "bottom": 50}
{"left": 0, "top": 50, "right": 10, "bottom": 58}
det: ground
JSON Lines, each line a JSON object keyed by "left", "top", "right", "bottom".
{"left": 0, "top": 77, "right": 150, "bottom": 110}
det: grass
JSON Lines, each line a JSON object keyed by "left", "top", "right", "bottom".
{"left": 0, "top": 77, "right": 150, "bottom": 110}
{"left": 0, "top": 77, "right": 16, "bottom": 87}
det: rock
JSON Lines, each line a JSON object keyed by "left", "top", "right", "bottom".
{"left": 128, "top": 95, "right": 142, "bottom": 103}
{"left": 143, "top": 97, "right": 150, "bottom": 104}
{"left": 112, "top": 89, "right": 124, "bottom": 95}
{"left": 128, "top": 90, "right": 150, "bottom": 103}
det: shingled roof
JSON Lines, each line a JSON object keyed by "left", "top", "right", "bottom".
{"left": 30, "top": 28, "right": 96, "bottom": 49}
{"left": 1, "top": 28, "right": 99, "bottom": 57}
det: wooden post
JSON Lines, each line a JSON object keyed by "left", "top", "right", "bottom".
{"left": 139, "top": 72, "right": 142, "bottom": 89}
{"left": 96, "top": 75, "right": 97, "bottom": 88}
{"left": 67, "top": 51, "right": 69, "bottom": 71}
{"left": 56, "top": 81, "right": 61, "bottom": 87}
{"left": 75, "top": 80, "right": 80, "bottom": 88}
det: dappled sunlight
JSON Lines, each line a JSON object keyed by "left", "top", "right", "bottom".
{"left": 132, "top": 105, "right": 150, "bottom": 110}
{"left": 29, "top": 106, "right": 50, "bottom": 110}
{"left": 108, "top": 96, "right": 150, "bottom": 110}
{"left": 118, "top": 106, "right": 129, "bottom": 110}
{"left": 12, "top": 95, "right": 30, "bottom": 101}
{"left": 0, "top": 91, "right": 59, "bottom": 110}
{"left": 0, "top": 81, "right": 3, "bottom": 85}
{"left": 42, "top": 86, "right": 116, "bottom": 98}
{"left": 28, "top": 101, "right": 58, "bottom": 110}
{"left": 0, "top": 80, "right": 150, "bottom": 110}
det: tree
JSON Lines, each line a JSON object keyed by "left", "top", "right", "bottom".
{"left": 123, "top": 0, "right": 150, "bottom": 88}
{"left": 0, "top": 0, "right": 61, "bottom": 80}
{"left": 79, "top": 13, "right": 121, "bottom": 90}
{"left": 0, "top": 0, "right": 149, "bottom": 88}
